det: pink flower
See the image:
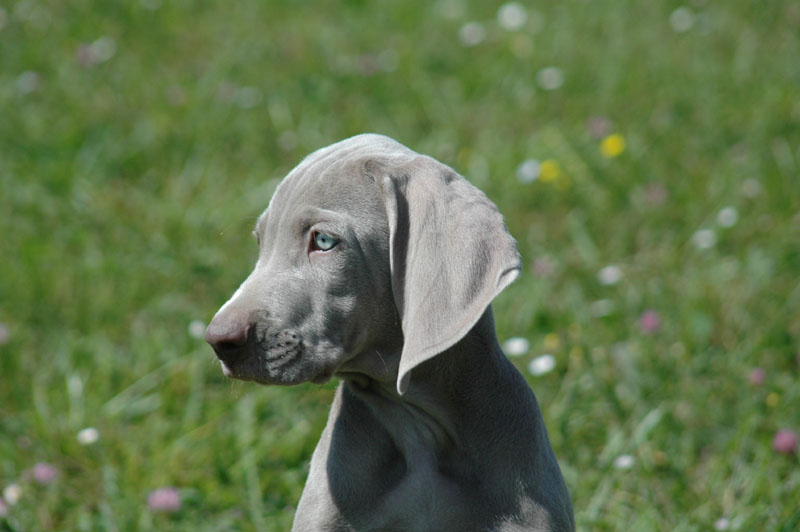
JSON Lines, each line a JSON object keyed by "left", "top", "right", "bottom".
{"left": 773, "top": 429, "right": 798, "bottom": 455}
{"left": 0, "top": 323, "right": 9, "bottom": 345}
{"left": 532, "top": 257, "right": 555, "bottom": 278}
{"left": 0, "top": 496, "right": 7, "bottom": 517}
{"left": 147, "top": 487, "right": 181, "bottom": 512}
{"left": 587, "top": 116, "right": 613, "bottom": 140}
{"left": 639, "top": 310, "right": 661, "bottom": 333}
{"left": 643, "top": 183, "right": 668, "bottom": 206}
{"left": 748, "top": 368, "right": 766, "bottom": 387}
{"left": 75, "top": 44, "right": 96, "bottom": 67}
{"left": 31, "top": 462, "right": 59, "bottom": 485}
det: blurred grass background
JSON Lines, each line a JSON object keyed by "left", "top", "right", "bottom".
{"left": 2, "top": 0, "right": 799, "bottom": 530}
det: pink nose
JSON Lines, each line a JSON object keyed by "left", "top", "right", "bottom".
{"left": 205, "top": 308, "right": 253, "bottom": 366}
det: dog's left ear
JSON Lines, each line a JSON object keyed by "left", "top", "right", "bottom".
{"left": 379, "top": 155, "right": 522, "bottom": 395}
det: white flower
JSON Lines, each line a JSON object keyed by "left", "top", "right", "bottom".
{"left": 77, "top": 427, "right": 100, "bottom": 445}
{"left": 613, "top": 454, "right": 635, "bottom": 470}
{"left": 2, "top": 484, "right": 21, "bottom": 505}
{"left": 435, "top": 0, "right": 463, "bottom": 20}
{"left": 692, "top": 229, "right": 716, "bottom": 249}
{"left": 717, "top": 206, "right": 738, "bottom": 228}
{"left": 714, "top": 517, "right": 730, "bottom": 531}
{"left": 503, "top": 337, "right": 530, "bottom": 357}
{"left": 590, "top": 299, "right": 615, "bottom": 317}
{"left": 68, "top": 375, "right": 84, "bottom": 397}
{"left": 741, "top": 178, "right": 761, "bottom": 198}
{"left": 528, "top": 354, "right": 555, "bottom": 376}
{"left": 459, "top": 22, "right": 486, "bottom": 47}
{"left": 188, "top": 320, "right": 206, "bottom": 340}
{"left": 597, "top": 265, "right": 622, "bottom": 286}
{"left": 536, "top": 67, "right": 564, "bottom": 91}
{"left": 669, "top": 7, "right": 694, "bottom": 33}
{"left": 497, "top": 3, "right": 527, "bottom": 31}
{"left": 90, "top": 36, "right": 117, "bottom": 63}
{"left": 235, "top": 86, "right": 261, "bottom": 109}
{"left": 16, "top": 71, "right": 40, "bottom": 94}
{"left": 516, "top": 159, "right": 540, "bottom": 183}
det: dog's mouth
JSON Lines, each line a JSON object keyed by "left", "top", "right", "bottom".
{"left": 213, "top": 327, "right": 348, "bottom": 387}
{"left": 217, "top": 334, "right": 312, "bottom": 385}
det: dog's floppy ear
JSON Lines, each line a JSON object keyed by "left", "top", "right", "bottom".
{"left": 380, "top": 156, "right": 522, "bottom": 395}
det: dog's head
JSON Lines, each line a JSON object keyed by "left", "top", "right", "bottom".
{"left": 205, "top": 134, "right": 520, "bottom": 394}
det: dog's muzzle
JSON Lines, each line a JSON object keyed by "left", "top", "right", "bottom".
{"left": 205, "top": 307, "right": 253, "bottom": 368}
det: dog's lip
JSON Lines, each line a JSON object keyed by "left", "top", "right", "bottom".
{"left": 218, "top": 347, "right": 304, "bottom": 384}
{"left": 219, "top": 360, "right": 255, "bottom": 382}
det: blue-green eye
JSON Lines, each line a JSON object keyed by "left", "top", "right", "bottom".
{"left": 313, "top": 232, "right": 338, "bottom": 251}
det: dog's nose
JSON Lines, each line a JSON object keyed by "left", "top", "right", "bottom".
{"left": 205, "top": 308, "right": 253, "bottom": 366}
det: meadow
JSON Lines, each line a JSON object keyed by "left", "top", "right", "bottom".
{"left": 2, "top": 1, "right": 799, "bottom": 530}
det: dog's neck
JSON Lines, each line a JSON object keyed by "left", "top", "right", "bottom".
{"left": 341, "top": 307, "right": 517, "bottom": 458}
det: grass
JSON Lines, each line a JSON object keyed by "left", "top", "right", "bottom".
{"left": 2, "top": 0, "right": 799, "bottom": 530}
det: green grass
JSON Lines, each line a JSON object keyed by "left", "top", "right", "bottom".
{"left": 2, "top": 0, "right": 799, "bottom": 530}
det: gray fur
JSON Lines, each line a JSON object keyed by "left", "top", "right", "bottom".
{"left": 205, "top": 134, "right": 574, "bottom": 531}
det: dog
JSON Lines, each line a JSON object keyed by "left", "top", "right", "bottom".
{"left": 205, "top": 134, "right": 574, "bottom": 531}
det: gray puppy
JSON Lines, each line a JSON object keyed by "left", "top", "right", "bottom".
{"left": 206, "top": 134, "right": 574, "bottom": 531}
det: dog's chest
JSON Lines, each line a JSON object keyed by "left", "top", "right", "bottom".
{"left": 301, "top": 384, "right": 489, "bottom": 530}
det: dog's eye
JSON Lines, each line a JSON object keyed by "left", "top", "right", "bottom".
{"left": 312, "top": 232, "right": 338, "bottom": 251}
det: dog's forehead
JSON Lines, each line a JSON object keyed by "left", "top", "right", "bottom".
{"left": 278, "top": 156, "right": 371, "bottom": 202}
{"left": 299, "top": 134, "right": 416, "bottom": 168}
{"left": 286, "top": 134, "right": 415, "bottom": 189}
{"left": 264, "top": 134, "right": 416, "bottom": 219}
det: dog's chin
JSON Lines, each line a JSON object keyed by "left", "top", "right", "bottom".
{"left": 220, "top": 360, "right": 256, "bottom": 382}
{"left": 219, "top": 351, "right": 333, "bottom": 386}
{"left": 220, "top": 362, "right": 236, "bottom": 378}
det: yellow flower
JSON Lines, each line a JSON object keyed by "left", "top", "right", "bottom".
{"left": 544, "top": 333, "right": 561, "bottom": 351}
{"left": 766, "top": 393, "right": 780, "bottom": 407}
{"left": 538, "top": 159, "right": 570, "bottom": 189}
{"left": 653, "top": 450, "right": 667, "bottom": 466}
{"left": 601, "top": 133, "right": 626, "bottom": 158}
{"left": 539, "top": 159, "right": 561, "bottom": 182}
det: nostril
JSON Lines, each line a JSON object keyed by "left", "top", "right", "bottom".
{"left": 221, "top": 326, "right": 250, "bottom": 348}
{"left": 205, "top": 319, "right": 253, "bottom": 364}
{"left": 216, "top": 338, "right": 247, "bottom": 353}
